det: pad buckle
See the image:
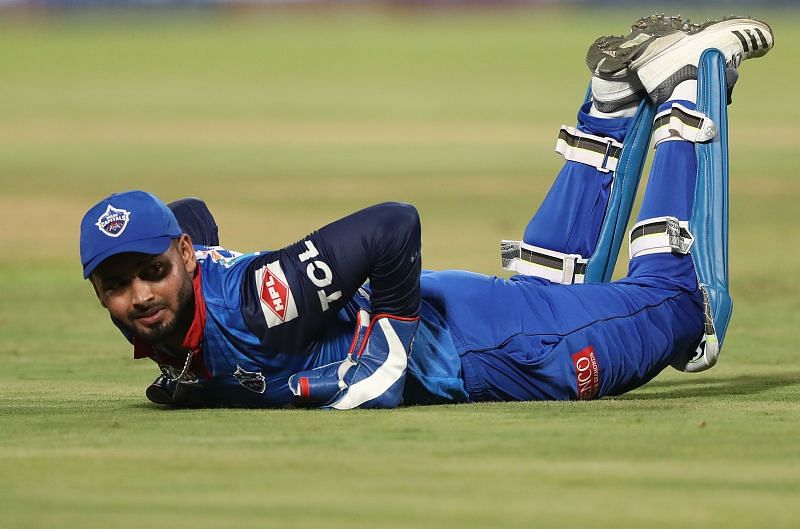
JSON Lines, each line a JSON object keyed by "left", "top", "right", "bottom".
{"left": 629, "top": 216, "right": 694, "bottom": 259}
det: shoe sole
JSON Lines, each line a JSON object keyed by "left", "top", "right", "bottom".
{"left": 586, "top": 14, "right": 693, "bottom": 79}
{"left": 588, "top": 16, "right": 773, "bottom": 81}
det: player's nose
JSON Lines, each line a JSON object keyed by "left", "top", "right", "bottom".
{"left": 130, "top": 277, "right": 155, "bottom": 307}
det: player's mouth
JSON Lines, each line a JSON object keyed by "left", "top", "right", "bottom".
{"left": 135, "top": 308, "right": 166, "bottom": 327}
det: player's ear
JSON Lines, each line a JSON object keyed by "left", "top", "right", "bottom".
{"left": 88, "top": 276, "right": 108, "bottom": 308}
{"left": 177, "top": 234, "right": 197, "bottom": 275}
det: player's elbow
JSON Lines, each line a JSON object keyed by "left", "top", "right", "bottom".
{"left": 374, "top": 202, "right": 420, "bottom": 238}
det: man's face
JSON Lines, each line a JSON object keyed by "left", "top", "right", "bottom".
{"left": 91, "top": 235, "right": 197, "bottom": 346}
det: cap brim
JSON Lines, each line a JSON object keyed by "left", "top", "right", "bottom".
{"left": 83, "top": 236, "right": 174, "bottom": 279}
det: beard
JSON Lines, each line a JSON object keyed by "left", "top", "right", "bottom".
{"left": 126, "top": 272, "right": 195, "bottom": 345}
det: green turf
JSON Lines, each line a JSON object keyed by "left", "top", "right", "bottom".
{"left": 1, "top": 8, "right": 799, "bottom": 529}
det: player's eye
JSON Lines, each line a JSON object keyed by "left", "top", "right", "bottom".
{"left": 103, "top": 279, "right": 126, "bottom": 293}
{"left": 142, "top": 261, "right": 168, "bottom": 280}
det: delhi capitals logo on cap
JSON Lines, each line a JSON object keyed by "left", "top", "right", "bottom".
{"left": 95, "top": 204, "right": 131, "bottom": 238}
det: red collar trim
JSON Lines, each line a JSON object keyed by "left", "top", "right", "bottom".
{"left": 181, "top": 263, "right": 206, "bottom": 352}
{"left": 132, "top": 263, "right": 206, "bottom": 360}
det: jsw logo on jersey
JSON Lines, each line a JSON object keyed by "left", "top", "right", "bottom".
{"left": 254, "top": 261, "right": 299, "bottom": 327}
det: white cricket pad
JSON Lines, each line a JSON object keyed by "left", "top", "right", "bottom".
{"left": 501, "top": 240, "right": 587, "bottom": 284}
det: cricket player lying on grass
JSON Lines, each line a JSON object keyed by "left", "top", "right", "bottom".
{"left": 80, "top": 15, "right": 773, "bottom": 409}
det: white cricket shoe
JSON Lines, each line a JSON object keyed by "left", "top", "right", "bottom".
{"left": 588, "top": 15, "right": 703, "bottom": 78}
{"left": 586, "top": 15, "right": 688, "bottom": 112}
{"left": 586, "top": 15, "right": 695, "bottom": 111}
{"left": 589, "top": 15, "right": 774, "bottom": 104}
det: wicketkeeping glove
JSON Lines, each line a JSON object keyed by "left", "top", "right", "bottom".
{"left": 289, "top": 310, "right": 419, "bottom": 409}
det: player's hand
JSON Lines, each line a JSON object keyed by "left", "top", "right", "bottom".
{"left": 288, "top": 357, "right": 356, "bottom": 405}
{"left": 325, "top": 313, "right": 419, "bottom": 410}
{"left": 289, "top": 310, "right": 419, "bottom": 409}
{"left": 288, "top": 309, "right": 369, "bottom": 405}
{"left": 145, "top": 369, "right": 208, "bottom": 408}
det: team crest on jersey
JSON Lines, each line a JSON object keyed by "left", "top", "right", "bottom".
{"left": 233, "top": 365, "right": 267, "bottom": 394}
{"left": 254, "top": 261, "right": 299, "bottom": 328}
{"left": 95, "top": 204, "right": 131, "bottom": 237}
{"left": 195, "top": 246, "right": 243, "bottom": 265}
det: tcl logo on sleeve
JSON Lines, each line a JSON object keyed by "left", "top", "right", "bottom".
{"left": 572, "top": 345, "right": 600, "bottom": 400}
{"left": 254, "top": 261, "right": 299, "bottom": 328}
{"left": 297, "top": 240, "right": 342, "bottom": 312}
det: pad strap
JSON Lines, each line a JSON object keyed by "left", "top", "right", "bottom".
{"left": 501, "top": 240, "right": 587, "bottom": 284}
{"left": 555, "top": 126, "right": 623, "bottom": 173}
{"left": 629, "top": 216, "right": 694, "bottom": 259}
{"left": 652, "top": 103, "right": 717, "bottom": 147}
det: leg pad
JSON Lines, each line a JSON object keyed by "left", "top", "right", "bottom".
{"left": 680, "top": 49, "right": 734, "bottom": 372}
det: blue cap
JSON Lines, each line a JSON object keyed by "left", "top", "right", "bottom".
{"left": 80, "top": 190, "right": 182, "bottom": 278}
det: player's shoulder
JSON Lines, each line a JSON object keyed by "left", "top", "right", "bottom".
{"left": 194, "top": 245, "right": 244, "bottom": 264}
{"left": 195, "top": 245, "right": 262, "bottom": 309}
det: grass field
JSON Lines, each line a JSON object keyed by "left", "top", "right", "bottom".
{"left": 1, "top": 7, "right": 799, "bottom": 529}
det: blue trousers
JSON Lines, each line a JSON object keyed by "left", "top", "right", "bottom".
{"left": 424, "top": 103, "right": 705, "bottom": 401}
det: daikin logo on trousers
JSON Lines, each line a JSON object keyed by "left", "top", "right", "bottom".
{"left": 572, "top": 345, "right": 600, "bottom": 400}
